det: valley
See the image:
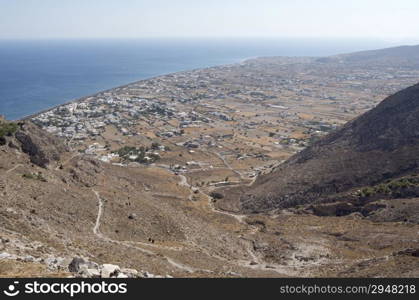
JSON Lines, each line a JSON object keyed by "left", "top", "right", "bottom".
{"left": 1, "top": 45, "right": 419, "bottom": 277}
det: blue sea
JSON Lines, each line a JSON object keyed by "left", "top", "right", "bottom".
{"left": 0, "top": 38, "right": 394, "bottom": 120}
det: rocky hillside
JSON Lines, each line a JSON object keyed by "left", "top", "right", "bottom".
{"left": 217, "top": 83, "right": 419, "bottom": 213}
{"left": 2, "top": 119, "right": 333, "bottom": 278}
{"left": 0, "top": 118, "right": 68, "bottom": 169}
{"left": 0, "top": 115, "right": 418, "bottom": 277}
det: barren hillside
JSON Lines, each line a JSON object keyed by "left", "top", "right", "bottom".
{"left": 218, "top": 83, "right": 419, "bottom": 214}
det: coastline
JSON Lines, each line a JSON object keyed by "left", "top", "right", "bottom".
{"left": 20, "top": 59, "right": 251, "bottom": 122}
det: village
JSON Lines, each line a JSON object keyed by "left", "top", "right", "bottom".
{"left": 31, "top": 56, "right": 419, "bottom": 187}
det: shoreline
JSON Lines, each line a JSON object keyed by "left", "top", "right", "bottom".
{"left": 20, "top": 59, "right": 254, "bottom": 122}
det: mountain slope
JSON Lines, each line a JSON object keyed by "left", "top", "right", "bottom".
{"left": 217, "top": 83, "right": 419, "bottom": 213}
{"left": 318, "top": 44, "right": 419, "bottom": 67}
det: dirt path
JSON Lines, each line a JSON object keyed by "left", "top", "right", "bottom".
{"left": 93, "top": 164, "right": 294, "bottom": 276}
{"left": 211, "top": 151, "right": 245, "bottom": 180}
{"left": 178, "top": 174, "right": 194, "bottom": 201}
{"left": 6, "top": 164, "right": 24, "bottom": 174}
{"left": 92, "top": 190, "right": 105, "bottom": 238}
{"left": 91, "top": 189, "right": 195, "bottom": 273}
{"left": 175, "top": 170, "right": 248, "bottom": 224}
{"left": 204, "top": 190, "right": 247, "bottom": 224}
{"left": 175, "top": 171, "right": 302, "bottom": 275}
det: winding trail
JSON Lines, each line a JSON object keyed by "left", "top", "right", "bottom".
{"left": 90, "top": 164, "right": 295, "bottom": 276}
{"left": 175, "top": 169, "right": 248, "bottom": 224}
{"left": 91, "top": 189, "right": 195, "bottom": 273}
{"left": 92, "top": 190, "right": 105, "bottom": 238}
{"left": 204, "top": 189, "right": 247, "bottom": 224}
{"left": 0, "top": 161, "right": 293, "bottom": 276}
{"left": 174, "top": 170, "right": 301, "bottom": 275}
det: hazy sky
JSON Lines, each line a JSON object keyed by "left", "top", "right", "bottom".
{"left": 1, "top": 0, "right": 419, "bottom": 42}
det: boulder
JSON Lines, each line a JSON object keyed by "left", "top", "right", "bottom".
{"left": 101, "top": 264, "right": 120, "bottom": 278}
{"left": 56, "top": 257, "right": 73, "bottom": 270}
{"left": 68, "top": 258, "right": 85, "bottom": 273}
{"left": 142, "top": 271, "right": 155, "bottom": 278}
{"left": 81, "top": 269, "right": 101, "bottom": 278}
{"left": 121, "top": 268, "right": 139, "bottom": 278}
{"left": 68, "top": 257, "right": 97, "bottom": 273}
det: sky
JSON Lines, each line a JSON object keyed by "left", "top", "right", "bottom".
{"left": 1, "top": 0, "right": 419, "bottom": 43}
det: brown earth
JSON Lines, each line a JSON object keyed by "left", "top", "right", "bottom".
{"left": 218, "top": 83, "right": 419, "bottom": 213}
{"left": 0, "top": 119, "right": 418, "bottom": 277}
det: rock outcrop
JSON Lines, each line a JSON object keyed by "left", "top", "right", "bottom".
{"left": 67, "top": 257, "right": 168, "bottom": 278}
{"left": 15, "top": 122, "right": 68, "bottom": 168}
